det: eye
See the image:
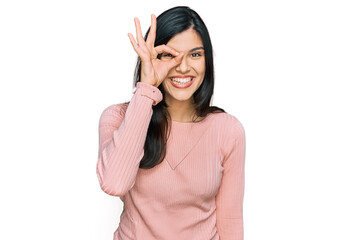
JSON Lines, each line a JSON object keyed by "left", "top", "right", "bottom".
{"left": 162, "top": 53, "right": 175, "bottom": 58}
{"left": 191, "top": 52, "right": 202, "bottom": 57}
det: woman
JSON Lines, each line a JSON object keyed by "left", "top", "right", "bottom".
{"left": 97, "top": 6, "right": 246, "bottom": 240}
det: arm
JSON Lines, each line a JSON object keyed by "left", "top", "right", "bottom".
{"left": 96, "top": 81, "right": 162, "bottom": 197}
{"left": 216, "top": 121, "right": 246, "bottom": 240}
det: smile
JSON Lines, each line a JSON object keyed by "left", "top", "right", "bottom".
{"left": 169, "top": 77, "right": 194, "bottom": 88}
{"left": 170, "top": 77, "right": 193, "bottom": 84}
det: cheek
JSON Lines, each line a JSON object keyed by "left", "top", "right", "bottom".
{"left": 162, "top": 80, "right": 172, "bottom": 92}
{"left": 194, "top": 62, "right": 206, "bottom": 76}
{"left": 161, "top": 80, "right": 167, "bottom": 88}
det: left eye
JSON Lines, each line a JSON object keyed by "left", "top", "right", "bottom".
{"left": 191, "top": 52, "right": 202, "bottom": 57}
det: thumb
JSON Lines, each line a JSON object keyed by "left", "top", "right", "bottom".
{"left": 166, "top": 52, "right": 184, "bottom": 70}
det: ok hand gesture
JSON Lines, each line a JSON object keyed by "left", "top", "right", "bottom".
{"left": 128, "top": 14, "right": 184, "bottom": 87}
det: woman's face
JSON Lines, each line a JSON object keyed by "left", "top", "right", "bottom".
{"left": 160, "top": 28, "right": 206, "bottom": 104}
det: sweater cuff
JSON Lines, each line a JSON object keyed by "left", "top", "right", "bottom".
{"left": 133, "top": 82, "right": 163, "bottom": 106}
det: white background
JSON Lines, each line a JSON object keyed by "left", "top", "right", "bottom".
{"left": 1, "top": 0, "right": 361, "bottom": 239}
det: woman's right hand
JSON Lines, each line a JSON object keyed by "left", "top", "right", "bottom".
{"left": 127, "top": 14, "right": 185, "bottom": 87}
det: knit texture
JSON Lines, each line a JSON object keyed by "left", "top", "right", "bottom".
{"left": 97, "top": 81, "right": 246, "bottom": 240}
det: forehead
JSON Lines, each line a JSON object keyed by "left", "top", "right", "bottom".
{"left": 166, "top": 28, "right": 204, "bottom": 52}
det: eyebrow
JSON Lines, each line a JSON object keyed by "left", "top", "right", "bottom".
{"left": 189, "top": 47, "right": 204, "bottom": 52}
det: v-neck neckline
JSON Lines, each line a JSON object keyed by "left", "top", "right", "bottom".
{"left": 165, "top": 113, "right": 216, "bottom": 170}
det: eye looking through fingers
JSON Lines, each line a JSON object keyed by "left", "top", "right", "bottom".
{"left": 161, "top": 53, "right": 175, "bottom": 59}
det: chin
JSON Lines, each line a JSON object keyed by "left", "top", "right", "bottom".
{"left": 170, "top": 93, "right": 194, "bottom": 102}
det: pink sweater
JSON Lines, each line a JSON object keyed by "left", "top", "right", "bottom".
{"left": 97, "top": 82, "right": 246, "bottom": 240}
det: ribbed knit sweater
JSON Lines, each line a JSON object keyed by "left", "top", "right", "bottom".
{"left": 96, "top": 82, "right": 246, "bottom": 240}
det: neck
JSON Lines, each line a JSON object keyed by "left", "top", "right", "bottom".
{"left": 165, "top": 96, "right": 198, "bottom": 122}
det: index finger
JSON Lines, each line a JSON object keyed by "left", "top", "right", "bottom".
{"left": 146, "top": 14, "right": 157, "bottom": 47}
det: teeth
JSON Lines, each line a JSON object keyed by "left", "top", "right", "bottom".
{"left": 171, "top": 77, "right": 192, "bottom": 84}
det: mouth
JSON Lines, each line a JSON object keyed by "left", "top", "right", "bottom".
{"left": 168, "top": 76, "right": 195, "bottom": 88}
{"left": 170, "top": 76, "right": 194, "bottom": 84}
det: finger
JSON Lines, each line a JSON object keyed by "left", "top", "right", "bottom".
{"left": 146, "top": 14, "right": 157, "bottom": 47}
{"left": 165, "top": 52, "right": 185, "bottom": 70}
{"left": 128, "top": 33, "right": 147, "bottom": 59}
{"left": 128, "top": 33, "right": 140, "bottom": 53}
{"left": 134, "top": 17, "right": 146, "bottom": 47}
{"left": 154, "top": 44, "right": 179, "bottom": 56}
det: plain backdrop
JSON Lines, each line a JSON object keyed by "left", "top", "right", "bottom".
{"left": 0, "top": 0, "right": 361, "bottom": 239}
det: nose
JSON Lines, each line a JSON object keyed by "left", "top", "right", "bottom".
{"left": 175, "top": 53, "right": 190, "bottom": 73}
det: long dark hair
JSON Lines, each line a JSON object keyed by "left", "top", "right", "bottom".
{"left": 125, "top": 6, "right": 226, "bottom": 169}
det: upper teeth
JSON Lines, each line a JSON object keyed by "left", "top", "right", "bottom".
{"left": 171, "top": 77, "right": 192, "bottom": 83}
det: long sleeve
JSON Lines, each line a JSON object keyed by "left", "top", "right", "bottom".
{"left": 216, "top": 120, "right": 246, "bottom": 240}
{"left": 96, "top": 81, "right": 163, "bottom": 197}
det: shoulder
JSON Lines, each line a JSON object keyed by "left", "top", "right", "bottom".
{"left": 213, "top": 112, "right": 245, "bottom": 157}
{"left": 212, "top": 112, "right": 245, "bottom": 138}
{"left": 101, "top": 102, "right": 129, "bottom": 116}
{"left": 99, "top": 102, "right": 130, "bottom": 124}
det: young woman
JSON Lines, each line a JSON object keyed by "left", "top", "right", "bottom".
{"left": 97, "top": 6, "right": 246, "bottom": 240}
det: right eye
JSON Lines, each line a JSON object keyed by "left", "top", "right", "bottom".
{"left": 162, "top": 53, "right": 174, "bottom": 58}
